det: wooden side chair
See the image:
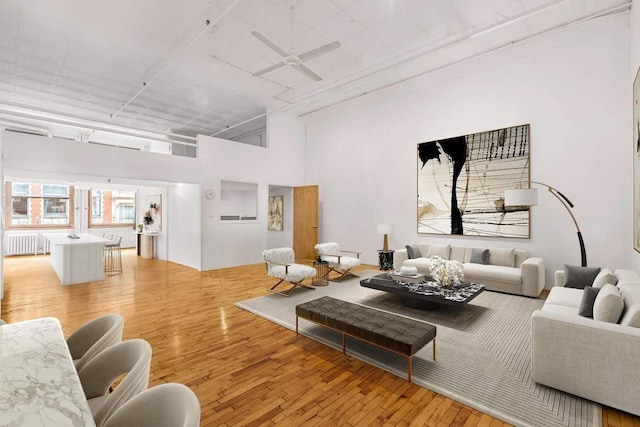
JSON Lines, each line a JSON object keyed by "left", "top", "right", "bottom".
{"left": 315, "top": 242, "right": 362, "bottom": 281}
{"left": 263, "top": 247, "right": 317, "bottom": 296}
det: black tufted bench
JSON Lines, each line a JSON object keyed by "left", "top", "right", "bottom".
{"left": 295, "top": 296, "right": 436, "bottom": 382}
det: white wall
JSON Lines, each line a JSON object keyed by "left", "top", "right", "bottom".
{"left": 630, "top": 1, "right": 640, "bottom": 270}
{"left": 198, "top": 112, "right": 306, "bottom": 270}
{"left": 167, "top": 183, "right": 201, "bottom": 270}
{"left": 267, "top": 186, "right": 293, "bottom": 249}
{"left": 303, "top": 15, "right": 631, "bottom": 288}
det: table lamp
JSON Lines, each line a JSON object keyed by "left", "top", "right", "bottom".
{"left": 377, "top": 224, "right": 394, "bottom": 251}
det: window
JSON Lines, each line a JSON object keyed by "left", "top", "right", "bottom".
{"left": 5, "top": 182, "right": 74, "bottom": 228}
{"left": 89, "top": 190, "right": 135, "bottom": 227}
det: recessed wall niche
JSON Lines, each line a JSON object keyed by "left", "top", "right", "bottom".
{"left": 219, "top": 180, "right": 258, "bottom": 222}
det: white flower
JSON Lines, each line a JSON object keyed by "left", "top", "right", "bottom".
{"left": 430, "top": 256, "right": 464, "bottom": 288}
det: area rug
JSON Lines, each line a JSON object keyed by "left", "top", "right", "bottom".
{"left": 235, "top": 271, "right": 600, "bottom": 427}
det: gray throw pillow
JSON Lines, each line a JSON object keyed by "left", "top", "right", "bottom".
{"left": 578, "top": 286, "right": 601, "bottom": 318}
{"left": 470, "top": 248, "right": 489, "bottom": 265}
{"left": 406, "top": 244, "right": 422, "bottom": 259}
{"left": 563, "top": 265, "right": 601, "bottom": 289}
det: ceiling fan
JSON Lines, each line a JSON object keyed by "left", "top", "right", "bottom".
{"left": 251, "top": 0, "right": 340, "bottom": 82}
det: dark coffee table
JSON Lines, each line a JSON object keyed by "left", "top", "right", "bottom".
{"left": 360, "top": 273, "right": 485, "bottom": 310}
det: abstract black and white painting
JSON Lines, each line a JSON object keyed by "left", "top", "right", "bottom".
{"left": 417, "top": 124, "right": 530, "bottom": 238}
{"left": 634, "top": 68, "right": 640, "bottom": 252}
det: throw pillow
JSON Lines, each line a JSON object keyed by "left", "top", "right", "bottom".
{"left": 426, "top": 244, "right": 450, "bottom": 259}
{"left": 592, "top": 268, "right": 618, "bottom": 288}
{"left": 578, "top": 286, "right": 601, "bottom": 318}
{"left": 563, "top": 265, "right": 601, "bottom": 289}
{"left": 593, "top": 283, "right": 624, "bottom": 323}
{"left": 488, "top": 248, "right": 515, "bottom": 267}
{"left": 470, "top": 248, "right": 490, "bottom": 265}
{"left": 619, "top": 286, "right": 640, "bottom": 328}
{"left": 405, "top": 244, "right": 422, "bottom": 259}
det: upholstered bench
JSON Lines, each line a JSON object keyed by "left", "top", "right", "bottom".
{"left": 295, "top": 296, "right": 436, "bottom": 382}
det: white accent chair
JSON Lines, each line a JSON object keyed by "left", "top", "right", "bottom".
{"left": 67, "top": 313, "right": 125, "bottom": 372}
{"left": 103, "top": 383, "right": 201, "bottom": 427}
{"left": 78, "top": 339, "right": 153, "bottom": 427}
{"left": 314, "top": 242, "right": 362, "bottom": 281}
{"left": 263, "top": 247, "right": 317, "bottom": 296}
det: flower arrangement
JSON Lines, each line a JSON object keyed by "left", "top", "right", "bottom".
{"left": 430, "top": 256, "right": 464, "bottom": 288}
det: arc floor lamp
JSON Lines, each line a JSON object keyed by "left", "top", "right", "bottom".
{"left": 504, "top": 181, "right": 587, "bottom": 267}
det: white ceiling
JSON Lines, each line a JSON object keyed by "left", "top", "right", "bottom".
{"left": 0, "top": 0, "right": 632, "bottom": 146}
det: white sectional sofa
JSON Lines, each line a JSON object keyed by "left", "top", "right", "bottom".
{"left": 393, "top": 243, "right": 545, "bottom": 297}
{"left": 531, "top": 269, "right": 640, "bottom": 416}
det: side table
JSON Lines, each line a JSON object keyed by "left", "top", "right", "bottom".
{"left": 313, "top": 260, "right": 329, "bottom": 286}
{"left": 377, "top": 250, "right": 394, "bottom": 271}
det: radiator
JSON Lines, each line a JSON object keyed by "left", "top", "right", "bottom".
{"left": 5, "top": 233, "right": 38, "bottom": 256}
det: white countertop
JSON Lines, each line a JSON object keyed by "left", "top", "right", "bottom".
{"left": 43, "top": 233, "right": 110, "bottom": 246}
{"left": 0, "top": 318, "right": 96, "bottom": 426}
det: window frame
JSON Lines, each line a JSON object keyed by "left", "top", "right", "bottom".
{"left": 88, "top": 189, "right": 136, "bottom": 229}
{"left": 4, "top": 182, "right": 75, "bottom": 230}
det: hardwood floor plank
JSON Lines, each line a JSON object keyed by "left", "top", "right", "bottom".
{"left": 1, "top": 252, "right": 636, "bottom": 426}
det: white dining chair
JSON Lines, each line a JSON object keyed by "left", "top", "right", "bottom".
{"left": 102, "top": 383, "right": 201, "bottom": 427}
{"left": 78, "top": 338, "right": 153, "bottom": 427}
{"left": 67, "top": 313, "right": 124, "bottom": 372}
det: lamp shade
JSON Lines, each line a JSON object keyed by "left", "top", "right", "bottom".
{"left": 504, "top": 189, "right": 538, "bottom": 207}
{"left": 377, "top": 224, "right": 394, "bottom": 235}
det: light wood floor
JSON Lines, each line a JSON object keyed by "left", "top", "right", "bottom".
{"left": 2, "top": 252, "right": 637, "bottom": 427}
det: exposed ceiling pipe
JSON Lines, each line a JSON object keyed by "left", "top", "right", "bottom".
{"left": 0, "top": 120, "right": 53, "bottom": 137}
{"left": 209, "top": 112, "right": 266, "bottom": 137}
{"left": 0, "top": 108, "right": 198, "bottom": 147}
{"left": 0, "top": 100, "right": 197, "bottom": 142}
{"left": 109, "top": 0, "right": 243, "bottom": 123}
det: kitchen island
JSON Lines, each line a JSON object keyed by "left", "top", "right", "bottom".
{"left": 43, "top": 233, "right": 110, "bottom": 285}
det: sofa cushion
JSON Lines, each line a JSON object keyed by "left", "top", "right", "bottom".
{"left": 426, "top": 244, "right": 450, "bottom": 259}
{"left": 578, "top": 286, "right": 601, "bottom": 318}
{"left": 620, "top": 284, "right": 640, "bottom": 328}
{"left": 463, "top": 263, "right": 521, "bottom": 285}
{"left": 593, "top": 284, "right": 624, "bottom": 323}
{"left": 545, "top": 287, "right": 583, "bottom": 309}
{"left": 406, "top": 244, "right": 422, "bottom": 259}
{"left": 563, "top": 265, "right": 601, "bottom": 289}
{"left": 592, "top": 268, "right": 617, "bottom": 288}
{"left": 488, "top": 248, "right": 515, "bottom": 267}
{"left": 614, "top": 269, "right": 640, "bottom": 290}
{"left": 470, "top": 248, "right": 489, "bottom": 265}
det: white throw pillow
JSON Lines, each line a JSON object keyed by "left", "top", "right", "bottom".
{"left": 620, "top": 285, "right": 640, "bottom": 328}
{"left": 426, "top": 244, "right": 450, "bottom": 260}
{"left": 488, "top": 248, "right": 515, "bottom": 268}
{"left": 592, "top": 268, "right": 618, "bottom": 289}
{"left": 593, "top": 284, "right": 624, "bottom": 323}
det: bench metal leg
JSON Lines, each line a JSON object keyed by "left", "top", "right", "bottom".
{"left": 433, "top": 338, "right": 436, "bottom": 360}
{"left": 296, "top": 316, "right": 298, "bottom": 335}
{"left": 342, "top": 333, "right": 346, "bottom": 353}
{"left": 408, "top": 356, "right": 412, "bottom": 383}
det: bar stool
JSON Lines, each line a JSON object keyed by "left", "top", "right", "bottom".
{"left": 104, "top": 235, "right": 123, "bottom": 276}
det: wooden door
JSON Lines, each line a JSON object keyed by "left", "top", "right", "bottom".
{"left": 293, "top": 185, "right": 319, "bottom": 260}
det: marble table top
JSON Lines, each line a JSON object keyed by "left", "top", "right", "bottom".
{"left": 0, "top": 318, "right": 95, "bottom": 426}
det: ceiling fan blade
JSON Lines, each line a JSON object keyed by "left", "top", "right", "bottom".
{"left": 294, "top": 64, "right": 322, "bottom": 82}
{"left": 252, "top": 61, "right": 286, "bottom": 77}
{"left": 297, "top": 41, "right": 341, "bottom": 62}
{"left": 251, "top": 31, "right": 288, "bottom": 57}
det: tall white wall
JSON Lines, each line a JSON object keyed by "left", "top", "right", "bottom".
{"left": 303, "top": 14, "right": 631, "bottom": 287}
{"left": 167, "top": 183, "right": 201, "bottom": 270}
{"left": 198, "top": 112, "right": 306, "bottom": 270}
{"left": 630, "top": 0, "right": 640, "bottom": 270}
{"left": 267, "top": 187, "right": 293, "bottom": 249}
